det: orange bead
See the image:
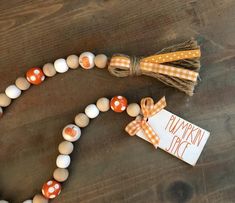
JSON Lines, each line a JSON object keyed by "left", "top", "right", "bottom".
{"left": 110, "top": 96, "right": 128, "bottom": 112}
{"left": 26, "top": 67, "right": 45, "bottom": 85}
{"left": 42, "top": 180, "right": 61, "bottom": 199}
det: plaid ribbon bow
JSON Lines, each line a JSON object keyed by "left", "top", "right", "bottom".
{"left": 125, "top": 97, "right": 167, "bottom": 148}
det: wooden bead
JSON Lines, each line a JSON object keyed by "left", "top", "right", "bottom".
{"left": 127, "top": 103, "right": 141, "bottom": 117}
{"left": 0, "top": 93, "right": 11, "bottom": 107}
{"left": 5, "top": 85, "right": 21, "bottom": 99}
{"left": 56, "top": 154, "right": 71, "bottom": 168}
{"left": 53, "top": 168, "right": 69, "bottom": 182}
{"left": 94, "top": 54, "right": 108, "bottom": 68}
{"left": 26, "top": 67, "right": 45, "bottom": 85}
{"left": 42, "top": 180, "right": 61, "bottom": 199}
{"left": 42, "top": 63, "right": 56, "bottom": 77}
{"left": 66, "top": 55, "right": 79, "bottom": 69}
{"left": 58, "top": 141, "right": 74, "bottom": 155}
{"left": 96, "top": 97, "right": 110, "bottom": 112}
{"left": 74, "top": 113, "right": 90, "bottom": 127}
{"left": 62, "top": 124, "right": 81, "bottom": 142}
{"left": 85, "top": 104, "right": 99, "bottom": 118}
{"left": 54, "top": 58, "right": 69, "bottom": 73}
{"left": 15, "top": 77, "right": 30, "bottom": 90}
{"left": 79, "top": 52, "right": 95, "bottom": 69}
{"left": 110, "top": 96, "right": 128, "bottom": 112}
{"left": 22, "top": 200, "right": 32, "bottom": 203}
{"left": 33, "top": 194, "right": 48, "bottom": 203}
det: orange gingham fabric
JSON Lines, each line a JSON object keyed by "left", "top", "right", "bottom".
{"left": 125, "top": 97, "right": 166, "bottom": 148}
{"left": 109, "top": 49, "right": 200, "bottom": 82}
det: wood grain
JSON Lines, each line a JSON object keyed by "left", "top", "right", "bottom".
{"left": 0, "top": 0, "right": 235, "bottom": 202}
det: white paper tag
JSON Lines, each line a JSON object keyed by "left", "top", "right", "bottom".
{"left": 136, "top": 109, "right": 210, "bottom": 166}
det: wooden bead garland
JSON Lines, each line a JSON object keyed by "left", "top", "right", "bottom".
{"left": 1, "top": 94, "right": 141, "bottom": 202}
{"left": 0, "top": 39, "right": 202, "bottom": 202}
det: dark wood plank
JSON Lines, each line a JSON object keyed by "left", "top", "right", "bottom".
{"left": 0, "top": 0, "right": 235, "bottom": 202}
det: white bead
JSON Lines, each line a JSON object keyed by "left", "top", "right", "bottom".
{"left": 54, "top": 58, "right": 69, "bottom": 73}
{"left": 79, "top": 52, "right": 95, "bottom": 69}
{"left": 5, "top": 85, "right": 21, "bottom": 99}
{"left": 62, "top": 124, "right": 81, "bottom": 142}
{"left": 85, "top": 104, "right": 99, "bottom": 119}
{"left": 56, "top": 154, "right": 71, "bottom": 168}
{"left": 0, "top": 201, "right": 9, "bottom": 203}
{"left": 22, "top": 200, "right": 33, "bottom": 203}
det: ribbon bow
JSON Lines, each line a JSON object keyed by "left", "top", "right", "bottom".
{"left": 125, "top": 97, "right": 166, "bottom": 148}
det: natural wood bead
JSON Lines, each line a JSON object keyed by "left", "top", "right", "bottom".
{"left": 75, "top": 113, "right": 90, "bottom": 127}
{"left": 5, "top": 85, "right": 21, "bottom": 99}
{"left": 94, "top": 54, "right": 108, "bottom": 68}
{"left": 96, "top": 97, "right": 110, "bottom": 112}
{"left": 0, "top": 93, "right": 11, "bottom": 107}
{"left": 32, "top": 194, "right": 48, "bottom": 203}
{"left": 66, "top": 55, "right": 79, "bottom": 69}
{"left": 126, "top": 103, "right": 141, "bottom": 117}
{"left": 58, "top": 141, "right": 74, "bottom": 155}
{"left": 53, "top": 168, "right": 69, "bottom": 182}
{"left": 42, "top": 63, "right": 56, "bottom": 77}
{"left": 15, "top": 77, "right": 31, "bottom": 90}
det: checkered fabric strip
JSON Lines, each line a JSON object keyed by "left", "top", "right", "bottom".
{"left": 140, "top": 62, "right": 198, "bottom": 82}
{"left": 142, "top": 49, "right": 201, "bottom": 64}
{"left": 110, "top": 56, "right": 130, "bottom": 68}
{"left": 141, "top": 97, "right": 166, "bottom": 117}
{"left": 125, "top": 120, "right": 142, "bottom": 136}
{"left": 141, "top": 121, "right": 160, "bottom": 148}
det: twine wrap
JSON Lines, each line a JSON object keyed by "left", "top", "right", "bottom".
{"left": 108, "top": 39, "right": 201, "bottom": 96}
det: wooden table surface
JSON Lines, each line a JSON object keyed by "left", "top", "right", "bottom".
{"left": 0, "top": 0, "right": 235, "bottom": 202}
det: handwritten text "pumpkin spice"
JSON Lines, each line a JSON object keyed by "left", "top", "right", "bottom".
{"left": 164, "top": 114, "right": 205, "bottom": 159}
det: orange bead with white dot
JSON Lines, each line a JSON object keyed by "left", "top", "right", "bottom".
{"left": 110, "top": 96, "right": 128, "bottom": 113}
{"left": 26, "top": 67, "right": 45, "bottom": 85}
{"left": 42, "top": 180, "right": 61, "bottom": 199}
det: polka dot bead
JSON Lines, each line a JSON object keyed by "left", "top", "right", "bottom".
{"left": 26, "top": 67, "right": 45, "bottom": 85}
{"left": 42, "top": 180, "right": 61, "bottom": 199}
{"left": 56, "top": 154, "right": 71, "bottom": 168}
{"left": 54, "top": 58, "right": 69, "bottom": 73}
{"left": 62, "top": 124, "right": 81, "bottom": 142}
{"left": 5, "top": 85, "right": 21, "bottom": 99}
{"left": 79, "top": 52, "right": 95, "bottom": 69}
{"left": 110, "top": 96, "right": 128, "bottom": 112}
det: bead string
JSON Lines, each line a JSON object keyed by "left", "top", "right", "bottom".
{"left": 0, "top": 52, "right": 108, "bottom": 115}
{"left": 1, "top": 95, "right": 141, "bottom": 202}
